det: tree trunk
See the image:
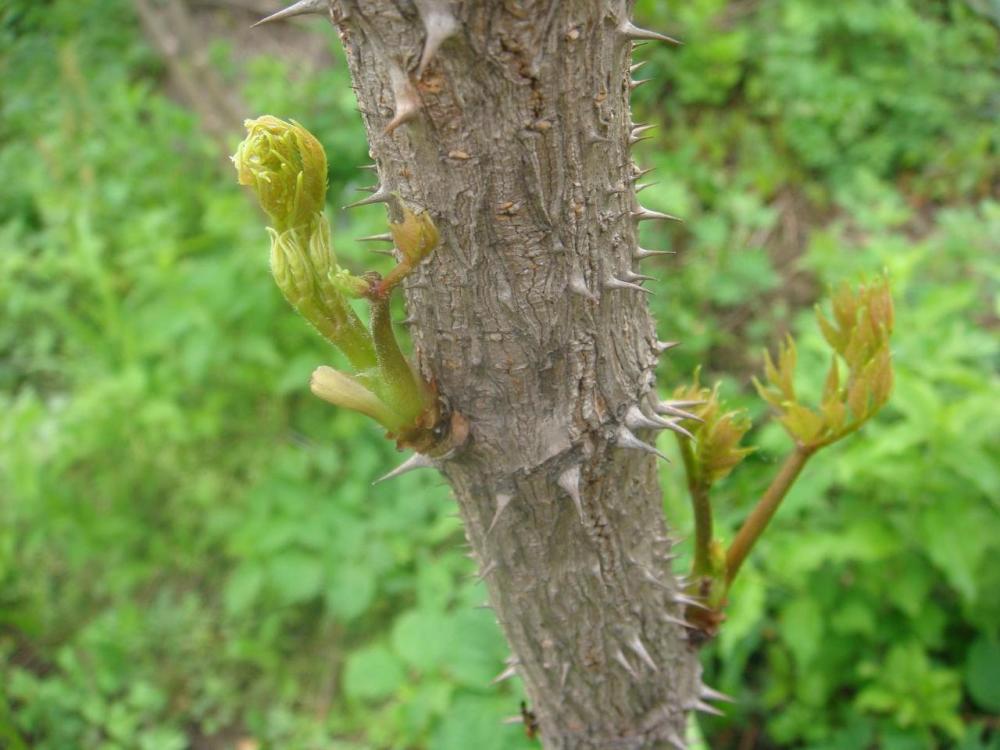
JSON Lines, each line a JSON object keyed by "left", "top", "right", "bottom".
{"left": 327, "top": 1, "right": 701, "bottom": 747}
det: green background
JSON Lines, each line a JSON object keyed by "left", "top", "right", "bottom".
{"left": 1, "top": 1, "right": 998, "bottom": 748}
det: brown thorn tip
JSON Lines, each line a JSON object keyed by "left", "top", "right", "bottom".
{"left": 252, "top": 0, "right": 326, "bottom": 27}
{"left": 373, "top": 453, "right": 435, "bottom": 484}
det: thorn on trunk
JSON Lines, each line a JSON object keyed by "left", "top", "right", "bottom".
{"left": 415, "top": 3, "right": 459, "bottom": 77}
{"left": 344, "top": 186, "right": 391, "bottom": 209}
{"left": 701, "top": 684, "right": 737, "bottom": 703}
{"left": 612, "top": 648, "right": 638, "bottom": 679}
{"left": 621, "top": 269, "right": 654, "bottom": 283}
{"left": 486, "top": 492, "right": 514, "bottom": 538}
{"left": 653, "top": 341, "right": 681, "bottom": 354}
{"left": 373, "top": 453, "right": 435, "bottom": 484}
{"left": 605, "top": 276, "right": 652, "bottom": 295}
{"left": 691, "top": 699, "right": 725, "bottom": 717}
{"left": 384, "top": 68, "right": 422, "bottom": 135}
{"left": 475, "top": 559, "right": 498, "bottom": 582}
{"left": 557, "top": 464, "right": 586, "bottom": 522}
{"left": 615, "top": 425, "right": 669, "bottom": 461}
{"left": 252, "top": 0, "right": 326, "bottom": 27}
{"left": 619, "top": 19, "right": 682, "bottom": 46}
{"left": 635, "top": 247, "right": 673, "bottom": 260}
{"left": 568, "top": 271, "right": 597, "bottom": 301}
{"left": 627, "top": 635, "right": 658, "bottom": 672}
{"left": 357, "top": 233, "right": 394, "bottom": 243}
{"left": 632, "top": 207, "right": 682, "bottom": 223}
{"left": 491, "top": 664, "right": 518, "bottom": 684}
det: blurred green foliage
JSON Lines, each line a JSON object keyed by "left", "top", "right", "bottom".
{"left": 1, "top": 0, "right": 997, "bottom": 749}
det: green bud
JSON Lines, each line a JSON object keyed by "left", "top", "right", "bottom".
{"left": 233, "top": 116, "right": 328, "bottom": 231}
{"left": 310, "top": 366, "right": 400, "bottom": 430}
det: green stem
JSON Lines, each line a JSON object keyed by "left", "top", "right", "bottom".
{"left": 678, "top": 436, "right": 713, "bottom": 578}
{"left": 725, "top": 444, "right": 815, "bottom": 588}
{"left": 369, "top": 294, "right": 425, "bottom": 425}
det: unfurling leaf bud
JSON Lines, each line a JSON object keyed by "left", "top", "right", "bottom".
{"left": 310, "top": 366, "right": 399, "bottom": 431}
{"left": 233, "top": 116, "right": 328, "bottom": 231}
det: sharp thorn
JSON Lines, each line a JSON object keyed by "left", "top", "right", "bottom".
{"left": 661, "top": 418, "right": 695, "bottom": 440}
{"left": 568, "top": 271, "right": 597, "bottom": 300}
{"left": 629, "top": 134, "right": 653, "bottom": 146}
{"left": 557, "top": 464, "right": 586, "bottom": 523}
{"left": 627, "top": 635, "right": 658, "bottom": 672}
{"left": 622, "top": 269, "right": 654, "bottom": 283}
{"left": 653, "top": 341, "right": 681, "bottom": 354}
{"left": 692, "top": 699, "right": 725, "bottom": 717}
{"left": 631, "top": 166, "right": 656, "bottom": 180}
{"left": 630, "top": 78, "right": 652, "bottom": 90}
{"left": 502, "top": 715, "right": 524, "bottom": 726}
{"left": 674, "top": 593, "right": 711, "bottom": 610}
{"left": 663, "top": 612, "right": 697, "bottom": 629}
{"left": 356, "top": 184, "right": 380, "bottom": 194}
{"left": 634, "top": 247, "right": 674, "bottom": 260}
{"left": 635, "top": 181, "right": 658, "bottom": 194}
{"left": 486, "top": 492, "right": 514, "bottom": 538}
{"left": 630, "top": 61, "right": 648, "bottom": 74}
{"left": 357, "top": 233, "right": 394, "bottom": 243}
{"left": 491, "top": 665, "right": 518, "bottom": 684}
{"left": 666, "top": 730, "right": 687, "bottom": 750}
{"left": 612, "top": 648, "right": 638, "bottom": 679}
{"left": 416, "top": 8, "right": 459, "bottom": 77}
{"left": 252, "top": 0, "right": 326, "bottom": 27}
{"left": 631, "top": 124, "right": 657, "bottom": 137}
{"left": 659, "top": 398, "right": 705, "bottom": 409}
{"left": 619, "top": 20, "right": 682, "bottom": 45}
{"left": 701, "top": 685, "right": 737, "bottom": 703}
{"left": 615, "top": 425, "right": 669, "bottom": 461}
{"left": 344, "top": 187, "right": 391, "bottom": 209}
{"left": 373, "top": 453, "right": 435, "bottom": 484}
{"left": 605, "top": 276, "right": 652, "bottom": 295}
{"left": 657, "top": 404, "right": 703, "bottom": 422}
{"left": 358, "top": 163, "right": 378, "bottom": 171}
{"left": 624, "top": 404, "right": 674, "bottom": 433}
{"left": 632, "top": 207, "right": 682, "bottom": 223}
{"left": 559, "top": 662, "right": 571, "bottom": 692}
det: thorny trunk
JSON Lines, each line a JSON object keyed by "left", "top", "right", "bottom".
{"left": 326, "top": 1, "right": 702, "bottom": 747}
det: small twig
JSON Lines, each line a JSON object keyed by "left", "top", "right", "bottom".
{"left": 678, "top": 437, "right": 713, "bottom": 578}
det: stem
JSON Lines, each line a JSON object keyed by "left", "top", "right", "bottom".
{"left": 678, "top": 436, "right": 713, "bottom": 578}
{"left": 369, "top": 293, "right": 424, "bottom": 424}
{"left": 725, "top": 444, "right": 815, "bottom": 588}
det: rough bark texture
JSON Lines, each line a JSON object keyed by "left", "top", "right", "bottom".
{"left": 329, "top": 1, "right": 701, "bottom": 747}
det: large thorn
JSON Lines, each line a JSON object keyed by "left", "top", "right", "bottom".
{"left": 622, "top": 269, "right": 654, "bottom": 283}
{"left": 630, "top": 78, "right": 652, "bottom": 90}
{"left": 619, "top": 19, "right": 682, "bottom": 46}
{"left": 701, "top": 685, "right": 737, "bottom": 703}
{"left": 344, "top": 186, "right": 391, "bottom": 209}
{"left": 384, "top": 68, "right": 422, "bottom": 135}
{"left": 635, "top": 247, "right": 673, "bottom": 260}
{"left": 631, "top": 124, "right": 657, "bottom": 138}
{"left": 635, "top": 181, "right": 658, "bottom": 194}
{"left": 605, "top": 276, "right": 653, "bottom": 295}
{"left": 568, "top": 271, "right": 597, "bottom": 301}
{"left": 357, "top": 233, "right": 394, "bottom": 243}
{"left": 615, "top": 425, "right": 669, "bottom": 461}
{"left": 491, "top": 664, "right": 518, "bottom": 684}
{"left": 612, "top": 648, "right": 638, "bottom": 679}
{"left": 633, "top": 207, "right": 682, "bottom": 223}
{"left": 557, "top": 465, "right": 586, "bottom": 522}
{"left": 252, "top": 0, "right": 326, "bottom": 27}
{"left": 656, "top": 403, "right": 704, "bottom": 422}
{"left": 630, "top": 61, "right": 648, "bottom": 75}
{"left": 627, "top": 635, "right": 658, "bottom": 672}
{"left": 415, "top": 2, "right": 460, "bottom": 77}
{"left": 486, "top": 492, "right": 514, "bottom": 538}
{"left": 653, "top": 341, "right": 681, "bottom": 354}
{"left": 665, "top": 730, "right": 687, "bottom": 750}
{"left": 624, "top": 405, "right": 677, "bottom": 434}
{"left": 631, "top": 165, "right": 655, "bottom": 181}
{"left": 373, "top": 453, "right": 435, "bottom": 484}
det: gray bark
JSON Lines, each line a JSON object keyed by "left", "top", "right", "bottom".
{"left": 327, "top": 1, "right": 702, "bottom": 747}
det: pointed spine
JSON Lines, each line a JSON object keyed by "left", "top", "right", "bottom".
{"left": 252, "top": 0, "right": 326, "bottom": 27}
{"left": 615, "top": 425, "right": 668, "bottom": 461}
{"left": 701, "top": 684, "right": 737, "bottom": 703}
{"left": 486, "top": 492, "right": 514, "bottom": 538}
{"left": 619, "top": 19, "right": 682, "bottom": 46}
{"left": 357, "top": 232, "right": 394, "bottom": 243}
{"left": 474, "top": 559, "right": 498, "bottom": 583}
{"left": 568, "top": 271, "right": 597, "bottom": 301}
{"left": 605, "top": 276, "right": 652, "bottom": 295}
{"left": 635, "top": 247, "right": 673, "bottom": 260}
{"left": 627, "top": 635, "right": 658, "bottom": 672}
{"left": 373, "top": 453, "right": 435, "bottom": 484}
{"left": 384, "top": 67, "right": 422, "bottom": 135}
{"left": 612, "top": 648, "right": 638, "bottom": 679}
{"left": 491, "top": 664, "right": 518, "bottom": 684}
{"left": 691, "top": 699, "right": 725, "bottom": 717}
{"left": 557, "top": 465, "right": 586, "bottom": 523}
{"left": 415, "top": 2, "right": 459, "bottom": 77}
{"left": 344, "top": 186, "right": 391, "bottom": 209}
{"left": 621, "top": 269, "right": 654, "bottom": 283}
{"left": 633, "top": 207, "right": 682, "bottom": 223}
